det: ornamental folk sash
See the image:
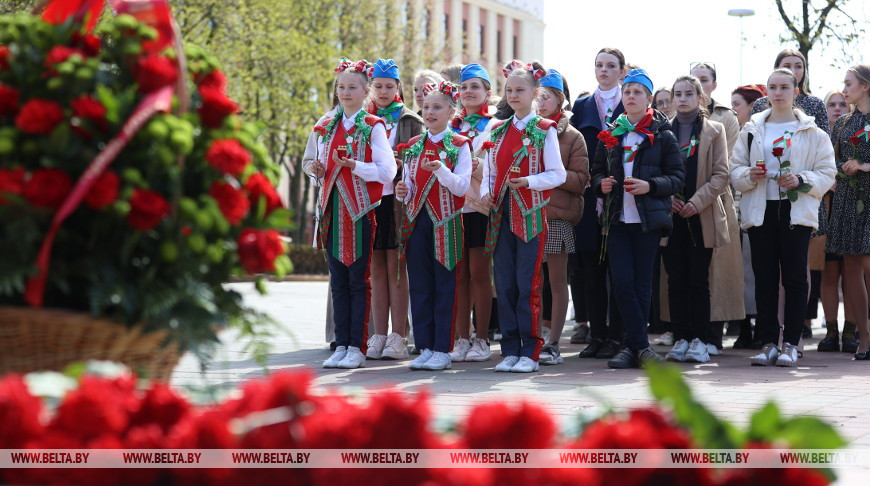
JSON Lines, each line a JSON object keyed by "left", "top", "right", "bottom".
{"left": 398, "top": 133, "right": 467, "bottom": 271}
{"left": 484, "top": 118, "right": 552, "bottom": 256}
{"left": 316, "top": 115, "right": 385, "bottom": 266}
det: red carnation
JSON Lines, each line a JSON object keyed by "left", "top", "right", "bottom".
{"left": 71, "top": 95, "right": 107, "bottom": 135}
{"left": 313, "top": 125, "right": 327, "bottom": 136}
{"left": 481, "top": 141, "right": 495, "bottom": 150}
{"left": 23, "top": 169, "right": 72, "bottom": 208}
{"left": 0, "top": 83, "right": 18, "bottom": 117}
{"left": 15, "top": 98, "right": 64, "bottom": 135}
{"left": 597, "top": 130, "right": 619, "bottom": 149}
{"left": 395, "top": 142, "right": 408, "bottom": 154}
{"left": 772, "top": 146, "right": 784, "bottom": 157}
{"left": 127, "top": 188, "right": 170, "bottom": 231}
{"left": 0, "top": 375, "right": 44, "bottom": 449}
{"left": 210, "top": 181, "right": 250, "bottom": 225}
{"left": 44, "top": 45, "right": 84, "bottom": 69}
{"left": 197, "top": 69, "right": 228, "bottom": 91}
{"left": 237, "top": 228, "right": 284, "bottom": 274}
{"left": 0, "top": 168, "right": 25, "bottom": 204}
{"left": 71, "top": 32, "right": 101, "bottom": 57}
{"left": 198, "top": 86, "right": 239, "bottom": 129}
{"left": 0, "top": 46, "right": 10, "bottom": 70}
{"left": 849, "top": 136, "right": 861, "bottom": 146}
{"left": 84, "top": 170, "right": 119, "bottom": 209}
{"left": 206, "top": 139, "right": 251, "bottom": 177}
{"left": 134, "top": 54, "right": 179, "bottom": 93}
{"left": 451, "top": 117, "right": 462, "bottom": 129}
{"left": 244, "top": 173, "right": 282, "bottom": 215}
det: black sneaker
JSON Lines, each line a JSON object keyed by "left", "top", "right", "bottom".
{"left": 637, "top": 347, "right": 664, "bottom": 367}
{"left": 578, "top": 339, "right": 603, "bottom": 358}
{"left": 595, "top": 339, "right": 621, "bottom": 359}
{"left": 801, "top": 326, "right": 812, "bottom": 339}
{"left": 570, "top": 325, "right": 590, "bottom": 344}
{"left": 607, "top": 347, "right": 639, "bottom": 369}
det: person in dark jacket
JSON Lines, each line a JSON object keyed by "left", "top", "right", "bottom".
{"left": 568, "top": 47, "right": 626, "bottom": 359}
{"left": 591, "top": 69, "right": 685, "bottom": 369}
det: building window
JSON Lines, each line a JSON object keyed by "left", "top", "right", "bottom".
{"left": 462, "top": 19, "right": 468, "bottom": 52}
{"left": 480, "top": 24, "right": 485, "bottom": 57}
{"left": 497, "top": 29, "right": 502, "bottom": 62}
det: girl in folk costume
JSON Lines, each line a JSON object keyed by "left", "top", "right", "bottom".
{"left": 480, "top": 60, "right": 567, "bottom": 373}
{"left": 307, "top": 59, "right": 396, "bottom": 369}
{"left": 731, "top": 69, "right": 835, "bottom": 367}
{"left": 395, "top": 81, "right": 472, "bottom": 370}
{"left": 661, "top": 76, "right": 730, "bottom": 364}
{"left": 365, "top": 59, "right": 424, "bottom": 361}
{"left": 591, "top": 69, "right": 685, "bottom": 369}
{"left": 570, "top": 48, "right": 627, "bottom": 359}
{"left": 536, "top": 69, "right": 589, "bottom": 365}
{"left": 449, "top": 63, "right": 496, "bottom": 363}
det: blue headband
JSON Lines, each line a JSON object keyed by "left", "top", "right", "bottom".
{"left": 540, "top": 69, "right": 564, "bottom": 93}
{"left": 372, "top": 59, "right": 400, "bottom": 80}
{"left": 623, "top": 69, "right": 654, "bottom": 95}
{"left": 460, "top": 63, "right": 491, "bottom": 84}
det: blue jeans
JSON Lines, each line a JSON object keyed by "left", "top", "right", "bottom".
{"left": 606, "top": 222, "right": 661, "bottom": 351}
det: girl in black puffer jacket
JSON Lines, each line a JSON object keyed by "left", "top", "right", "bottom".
{"left": 590, "top": 69, "right": 685, "bottom": 369}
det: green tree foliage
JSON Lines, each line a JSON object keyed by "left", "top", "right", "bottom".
{"left": 774, "top": 0, "right": 865, "bottom": 68}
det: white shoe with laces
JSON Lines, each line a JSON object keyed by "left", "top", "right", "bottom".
{"left": 323, "top": 346, "right": 347, "bottom": 368}
{"left": 337, "top": 346, "right": 366, "bottom": 368}
{"left": 465, "top": 338, "right": 492, "bottom": 361}
{"left": 510, "top": 356, "right": 539, "bottom": 373}
{"left": 494, "top": 356, "right": 520, "bottom": 372}
{"left": 654, "top": 332, "right": 674, "bottom": 346}
{"left": 381, "top": 332, "right": 409, "bottom": 360}
{"left": 685, "top": 338, "right": 711, "bottom": 363}
{"left": 449, "top": 338, "right": 471, "bottom": 362}
{"left": 750, "top": 343, "right": 779, "bottom": 366}
{"left": 422, "top": 351, "right": 452, "bottom": 370}
{"left": 409, "top": 349, "right": 434, "bottom": 370}
{"left": 666, "top": 339, "right": 689, "bottom": 362}
{"left": 706, "top": 343, "right": 720, "bottom": 356}
{"left": 776, "top": 342, "right": 799, "bottom": 367}
{"left": 365, "top": 334, "right": 387, "bottom": 359}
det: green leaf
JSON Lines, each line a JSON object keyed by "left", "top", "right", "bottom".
{"left": 779, "top": 417, "right": 847, "bottom": 449}
{"left": 95, "top": 84, "right": 120, "bottom": 125}
{"left": 747, "top": 402, "right": 782, "bottom": 440}
{"left": 797, "top": 183, "right": 813, "bottom": 193}
{"left": 780, "top": 160, "right": 791, "bottom": 169}
{"left": 849, "top": 178, "right": 858, "bottom": 188}
{"left": 858, "top": 200, "right": 865, "bottom": 215}
{"left": 62, "top": 362, "right": 87, "bottom": 380}
{"left": 787, "top": 190, "right": 799, "bottom": 202}
{"left": 836, "top": 172, "right": 850, "bottom": 179}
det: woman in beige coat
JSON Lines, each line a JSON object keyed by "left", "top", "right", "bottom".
{"left": 537, "top": 70, "right": 589, "bottom": 365}
{"left": 661, "top": 76, "right": 730, "bottom": 363}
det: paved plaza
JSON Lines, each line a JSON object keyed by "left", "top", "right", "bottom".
{"left": 171, "top": 281, "right": 870, "bottom": 481}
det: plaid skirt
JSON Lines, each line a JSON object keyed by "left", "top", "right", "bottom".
{"left": 544, "top": 219, "right": 575, "bottom": 254}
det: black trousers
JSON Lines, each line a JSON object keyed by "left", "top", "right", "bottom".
{"left": 662, "top": 216, "right": 713, "bottom": 343}
{"left": 747, "top": 201, "right": 812, "bottom": 346}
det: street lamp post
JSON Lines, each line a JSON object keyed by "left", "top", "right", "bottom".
{"left": 728, "top": 8, "right": 755, "bottom": 85}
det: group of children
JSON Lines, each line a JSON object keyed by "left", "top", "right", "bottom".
{"left": 304, "top": 47, "right": 869, "bottom": 372}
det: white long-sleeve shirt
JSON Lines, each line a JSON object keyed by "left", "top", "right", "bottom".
{"left": 401, "top": 129, "right": 472, "bottom": 203}
{"left": 313, "top": 108, "right": 396, "bottom": 185}
{"left": 480, "top": 112, "right": 566, "bottom": 198}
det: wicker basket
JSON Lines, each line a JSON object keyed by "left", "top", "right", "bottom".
{"left": 0, "top": 306, "right": 182, "bottom": 381}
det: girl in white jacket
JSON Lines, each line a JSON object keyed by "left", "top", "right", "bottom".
{"left": 730, "top": 68, "right": 836, "bottom": 368}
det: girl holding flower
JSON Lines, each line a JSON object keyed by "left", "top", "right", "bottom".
{"left": 480, "top": 60, "right": 566, "bottom": 373}
{"left": 395, "top": 81, "right": 472, "bottom": 371}
{"left": 306, "top": 59, "right": 396, "bottom": 369}
{"left": 591, "top": 69, "right": 684, "bottom": 369}
{"left": 730, "top": 68, "right": 836, "bottom": 368}
{"left": 825, "top": 65, "right": 870, "bottom": 360}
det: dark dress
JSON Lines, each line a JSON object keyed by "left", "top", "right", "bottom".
{"left": 825, "top": 111, "right": 870, "bottom": 255}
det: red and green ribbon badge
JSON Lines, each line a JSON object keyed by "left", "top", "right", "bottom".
{"left": 513, "top": 137, "right": 532, "bottom": 159}
{"left": 773, "top": 130, "right": 793, "bottom": 149}
{"left": 855, "top": 123, "right": 870, "bottom": 142}
{"left": 680, "top": 136, "right": 698, "bottom": 157}
{"left": 623, "top": 145, "right": 638, "bottom": 163}
{"left": 344, "top": 129, "right": 355, "bottom": 159}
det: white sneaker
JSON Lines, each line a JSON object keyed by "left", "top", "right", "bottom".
{"left": 337, "top": 346, "right": 365, "bottom": 368}
{"left": 511, "top": 356, "right": 539, "bottom": 373}
{"left": 409, "top": 349, "right": 434, "bottom": 370}
{"left": 422, "top": 351, "right": 452, "bottom": 370}
{"left": 706, "top": 343, "right": 720, "bottom": 356}
{"left": 654, "top": 332, "right": 674, "bottom": 346}
{"left": 494, "top": 356, "right": 520, "bottom": 372}
{"left": 775, "top": 342, "right": 799, "bottom": 367}
{"left": 750, "top": 343, "right": 780, "bottom": 366}
{"left": 365, "top": 334, "right": 387, "bottom": 359}
{"left": 323, "top": 346, "right": 347, "bottom": 368}
{"left": 666, "top": 339, "right": 690, "bottom": 362}
{"left": 685, "top": 338, "right": 711, "bottom": 363}
{"left": 381, "top": 332, "right": 409, "bottom": 360}
{"left": 465, "top": 338, "right": 492, "bottom": 361}
{"left": 448, "top": 338, "right": 471, "bottom": 362}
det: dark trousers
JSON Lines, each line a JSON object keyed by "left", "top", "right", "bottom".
{"left": 407, "top": 211, "right": 458, "bottom": 353}
{"left": 662, "top": 217, "right": 713, "bottom": 343}
{"left": 577, "top": 248, "right": 623, "bottom": 341}
{"left": 493, "top": 202, "right": 545, "bottom": 359}
{"left": 747, "top": 201, "right": 812, "bottom": 346}
{"left": 607, "top": 222, "right": 661, "bottom": 351}
{"left": 326, "top": 212, "right": 374, "bottom": 352}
